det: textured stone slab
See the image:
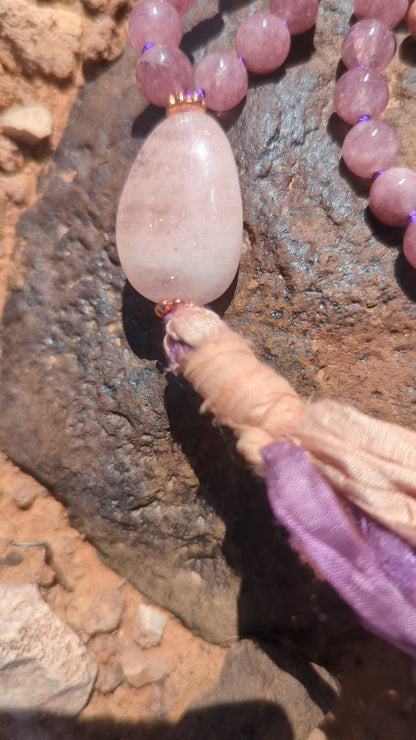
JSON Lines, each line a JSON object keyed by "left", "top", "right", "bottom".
{"left": 169, "top": 639, "right": 338, "bottom": 739}
{"left": 0, "top": 582, "right": 97, "bottom": 716}
{"left": 1, "top": 0, "right": 415, "bottom": 645}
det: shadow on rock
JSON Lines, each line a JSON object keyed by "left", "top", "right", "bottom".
{"left": 163, "top": 372, "right": 358, "bottom": 657}
{"left": 0, "top": 700, "right": 293, "bottom": 740}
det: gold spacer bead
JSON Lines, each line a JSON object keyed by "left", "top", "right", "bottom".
{"left": 166, "top": 90, "right": 206, "bottom": 117}
{"left": 154, "top": 297, "right": 195, "bottom": 318}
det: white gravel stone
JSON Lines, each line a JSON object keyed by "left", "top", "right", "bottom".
{"left": 1, "top": 104, "right": 52, "bottom": 145}
{"left": 131, "top": 603, "right": 168, "bottom": 648}
{"left": 0, "top": 581, "right": 97, "bottom": 716}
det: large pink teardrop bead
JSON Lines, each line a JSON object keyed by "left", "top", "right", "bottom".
{"left": 116, "top": 111, "right": 243, "bottom": 305}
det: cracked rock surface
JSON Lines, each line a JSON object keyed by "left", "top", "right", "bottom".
{"left": 1, "top": 0, "right": 416, "bottom": 646}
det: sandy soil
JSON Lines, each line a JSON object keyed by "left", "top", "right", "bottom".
{"left": 0, "top": 454, "right": 227, "bottom": 729}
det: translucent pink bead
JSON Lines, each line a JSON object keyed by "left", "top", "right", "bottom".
{"left": 369, "top": 168, "right": 416, "bottom": 227}
{"left": 341, "top": 19, "right": 395, "bottom": 71}
{"left": 136, "top": 46, "right": 193, "bottom": 107}
{"left": 403, "top": 220, "right": 416, "bottom": 269}
{"left": 127, "top": 0, "right": 182, "bottom": 53}
{"left": 116, "top": 111, "right": 243, "bottom": 305}
{"left": 353, "top": 0, "right": 408, "bottom": 30}
{"left": 194, "top": 53, "right": 248, "bottom": 112}
{"left": 333, "top": 68, "right": 389, "bottom": 125}
{"left": 342, "top": 120, "right": 399, "bottom": 179}
{"left": 164, "top": 0, "right": 193, "bottom": 14}
{"left": 235, "top": 12, "right": 290, "bottom": 74}
{"left": 269, "top": 0, "right": 318, "bottom": 35}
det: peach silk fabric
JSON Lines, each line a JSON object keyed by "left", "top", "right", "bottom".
{"left": 164, "top": 305, "right": 416, "bottom": 546}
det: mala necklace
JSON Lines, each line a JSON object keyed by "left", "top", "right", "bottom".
{"left": 116, "top": 0, "right": 416, "bottom": 658}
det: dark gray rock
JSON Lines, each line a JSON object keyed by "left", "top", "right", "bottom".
{"left": 1, "top": 0, "right": 416, "bottom": 644}
{"left": 169, "top": 639, "right": 338, "bottom": 740}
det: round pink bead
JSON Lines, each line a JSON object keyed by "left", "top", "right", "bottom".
{"left": 333, "top": 68, "right": 389, "bottom": 125}
{"left": 136, "top": 46, "right": 193, "bottom": 107}
{"left": 341, "top": 19, "right": 396, "bottom": 71}
{"left": 235, "top": 12, "right": 290, "bottom": 74}
{"left": 353, "top": 0, "right": 408, "bottom": 30}
{"left": 369, "top": 168, "right": 416, "bottom": 227}
{"left": 194, "top": 52, "right": 248, "bottom": 112}
{"left": 403, "top": 220, "right": 416, "bottom": 269}
{"left": 269, "top": 0, "right": 318, "bottom": 35}
{"left": 164, "top": 0, "right": 193, "bottom": 14}
{"left": 342, "top": 120, "right": 399, "bottom": 179}
{"left": 127, "top": 0, "right": 182, "bottom": 53}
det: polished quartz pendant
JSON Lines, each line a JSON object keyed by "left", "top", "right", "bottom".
{"left": 116, "top": 110, "right": 243, "bottom": 305}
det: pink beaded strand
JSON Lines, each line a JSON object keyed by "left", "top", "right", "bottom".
{"left": 235, "top": 12, "right": 291, "bottom": 75}
{"left": 127, "top": 0, "right": 183, "bottom": 53}
{"left": 341, "top": 19, "right": 396, "bottom": 71}
{"left": 334, "top": 67, "right": 389, "bottom": 125}
{"left": 127, "top": 0, "right": 318, "bottom": 113}
{"left": 342, "top": 120, "right": 399, "bottom": 180}
{"left": 136, "top": 46, "right": 194, "bottom": 108}
{"left": 194, "top": 52, "right": 248, "bottom": 113}
{"left": 334, "top": 3, "right": 416, "bottom": 271}
{"left": 353, "top": 0, "right": 409, "bottom": 30}
{"left": 269, "top": 0, "right": 319, "bottom": 35}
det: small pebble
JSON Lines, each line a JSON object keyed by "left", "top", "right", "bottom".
{"left": 1, "top": 104, "right": 52, "bottom": 146}
{"left": 88, "top": 633, "right": 118, "bottom": 664}
{"left": 9, "top": 478, "right": 42, "bottom": 510}
{"left": 131, "top": 604, "right": 168, "bottom": 648}
{"left": 80, "top": 587, "right": 124, "bottom": 636}
{"left": 95, "top": 664, "right": 123, "bottom": 695}
{"left": 0, "top": 136, "right": 24, "bottom": 173}
{"left": 118, "top": 640, "right": 170, "bottom": 689}
{"left": 2, "top": 173, "right": 30, "bottom": 205}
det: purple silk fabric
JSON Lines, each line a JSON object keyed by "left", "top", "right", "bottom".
{"left": 262, "top": 440, "right": 416, "bottom": 659}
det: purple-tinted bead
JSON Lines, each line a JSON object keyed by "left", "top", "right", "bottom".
{"left": 127, "top": 0, "right": 182, "bottom": 53}
{"left": 194, "top": 52, "right": 248, "bottom": 112}
{"left": 269, "top": 0, "right": 318, "bottom": 35}
{"left": 342, "top": 120, "right": 399, "bottom": 179}
{"left": 136, "top": 45, "right": 194, "bottom": 107}
{"left": 164, "top": 0, "right": 194, "bottom": 14}
{"left": 341, "top": 19, "right": 396, "bottom": 71}
{"left": 403, "top": 220, "right": 416, "bottom": 269}
{"left": 369, "top": 167, "right": 416, "bottom": 227}
{"left": 353, "top": 0, "right": 408, "bottom": 30}
{"left": 235, "top": 12, "right": 290, "bottom": 75}
{"left": 333, "top": 67, "right": 389, "bottom": 125}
